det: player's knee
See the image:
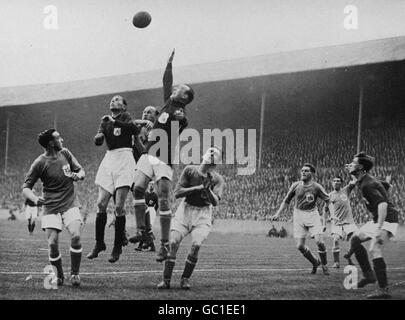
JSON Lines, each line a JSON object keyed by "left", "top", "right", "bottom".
{"left": 71, "top": 235, "right": 81, "bottom": 248}
{"left": 133, "top": 186, "right": 145, "bottom": 200}
{"left": 169, "top": 239, "right": 180, "bottom": 251}
{"left": 97, "top": 201, "right": 108, "bottom": 212}
{"left": 317, "top": 242, "right": 326, "bottom": 251}
{"left": 158, "top": 198, "right": 170, "bottom": 212}
{"left": 333, "top": 241, "right": 340, "bottom": 250}
{"left": 297, "top": 244, "right": 306, "bottom": 252}
{"left": 48, "top": 243, "right": 59, "bottom": 256}
{"left": 370, "top": 247, "right": 382, "bottom": 259}
{"left": 190, "top": 243, "right": 201, "bottom": 257}
{"left": 350, "top": 235, "right": 362, "bottom": 251}
{"left": 115, "top": 205, "right": 125, "bottom": 216}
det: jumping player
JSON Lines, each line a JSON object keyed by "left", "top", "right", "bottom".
{"left": 157, "top": 147, "right": 224, "bottom": 289}
{"left": 24, "top": 199, "right": 39, "bottom": 236}
{"left": 22, "top": 129, "right": 85, "bottom": 287}
{"left": 87, "top": 96, "right": 142, "bottom": 263}
{"left": 270, "top": 163, "right": 332, "bottom": 275}
{"left": 345, "top": 152, "right": 399, "bottom": 299}
{"left": 324, "top": 176, "right": 358, "bottom": 268}
{"left": 130, "top": 106, "right": 158, "bottom": 250}
{"left": 131, "top": 49, "right": 195, "bottom": 262}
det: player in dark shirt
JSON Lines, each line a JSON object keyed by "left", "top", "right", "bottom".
{"left": 87, "top": 95, "right": 143, "bottom": 263}
{"left": 22, "top": 129, "right": 85, "bottom": 287}
{"left": 130, "top": 49, "right": 195, "bottom": 263}
{"left": 345, "top": 152, "right": 399, "bottom": 299}
{"left": 112, "top": 105, "right": 156, "bottom": 250}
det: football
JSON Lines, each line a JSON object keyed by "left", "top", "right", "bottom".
{"left": 132, "top": 11, "right": 152, "bottom": 28}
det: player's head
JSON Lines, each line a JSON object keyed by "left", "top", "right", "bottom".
{"left": 110, "top": 95, "right": 127, "bottom": 113}
{"left": 301, "top": 163, "right": 315, "bottom": 181}
{"left": 348, "top": 152, "right": 374, "bottom": 174}
{"left": 148, "top": 181, "right": 154, "bottom": 192}
{"left": 38, "top": 129, "right": 63, "bottom": 151}
{"left": 202, "top": 146, "right": 222, "bottom": 166}
{"left": 332, "top": 176, "right": 343, "bottom": 191}
{"left": 142, "top": 106, "right": 158, "bottom": 123}
{"left": 170, "top": 84, "right": 194, "bottom": 105}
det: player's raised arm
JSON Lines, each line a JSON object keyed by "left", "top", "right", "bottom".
{"left": 174, "top": 166, "right": 205, "bottom": 199}
{"left": 163, "top": 49, "right": 175, "bottom": 102}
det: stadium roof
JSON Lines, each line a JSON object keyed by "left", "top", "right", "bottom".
{"left": 1, "top": 36, "right": 405, "bottom": 107}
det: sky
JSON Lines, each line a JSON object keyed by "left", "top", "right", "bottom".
{"left": 1, "top": 0, "right": 405, "bottom": 88}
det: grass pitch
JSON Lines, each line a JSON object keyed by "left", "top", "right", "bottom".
{"left": 1, "top": 220, "right": 404, "bottom": 300}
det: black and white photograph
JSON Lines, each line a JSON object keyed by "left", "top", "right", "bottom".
{"left": 1, "top": 0, "right": 405, "bottom": 307}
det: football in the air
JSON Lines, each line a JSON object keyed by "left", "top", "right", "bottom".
{"left": 133, "top": 11, "right": 152, "bottom": 28}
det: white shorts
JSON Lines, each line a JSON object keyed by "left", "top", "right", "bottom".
{"left": 171, "top": 200, "right": 212, "bottom": 245}
{"left": 41, "top": 207, "right": 82, "bottom": 232}
{"left": 136, "top": 154, "right": 173, "bottom": 182}
{"left": 25, "top": 206, "right": 38, "bottom": 220}
{"left": 359, "top": 221, "right": 398, "bottom": 239}
{"left": 331, "top": 223, "right": 358, "bottom": 240}
{"left": 293, "top": 208, "right": 323, "bottom": 239}
{"left": 95, "top": 148, "right": 136, "bottom": 195}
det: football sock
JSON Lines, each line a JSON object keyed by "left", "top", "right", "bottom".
{"left": 182, "top": 255, "right": 198, "bottom": 279}
{"left": 163, "top": 257, "right": 176, "bottom": 281}
{"left": 160, "top": 212, "right": 172, "bottom": 242}
{"left": 354, "top": 244, "right": 372, "bottom": 274}
{"left": 95, "top": 212, "right": 107, "bottom": 245}
{"left": 145, "top": 211, "right": 151, "bottom": 232}
{"left": 300, "top": 246, "right": 318, "bottom": 265}
{"left": 70, "top": 246, "right": 82, "bottom": 275}
{"left": 27, "top": 220, "right": 31, "bottom": 233}
{"left": 318, "top": 243, "right": 327, "bottom": 265}
{"left": 49, "top": 252, "right": 64, "bottom": 279}
{"left": 31, "top": 221, "right": 35, "bottom": 232}
{"left": 114, "top": 215, "right": 126, "bottom": 249}
{"left": 373, "top": 258, "right": 388, "bottom": 288}
{"left": 333, "top": 248, "right": 340, "bottom": 263}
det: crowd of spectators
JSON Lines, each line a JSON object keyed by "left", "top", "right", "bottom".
{"left": 1, "top": 124, "right": 404, "bottom": 225}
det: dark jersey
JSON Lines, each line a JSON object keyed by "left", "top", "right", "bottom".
{"left": 133, "top": 126, "right": 149, "bottom": 162}
{"left": 145, "top": 62, "right": 188, "bottom": 165}
{"left": 145, "top": 191, "right": 158, "bottom": 210}
{"left": 284, "top": 181, "right": 329, "bottom": 211}
{"left": 22, "top": 148, "right": 82, "bottom": 216}
{"left": 358, "top": 174, "right": 399, "bottom": 223}
{"left": 96, "top": 112, "right": 134, "bottom": 150}
{"left": 176, "top": 165, "right": 224, "bottom": 207}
